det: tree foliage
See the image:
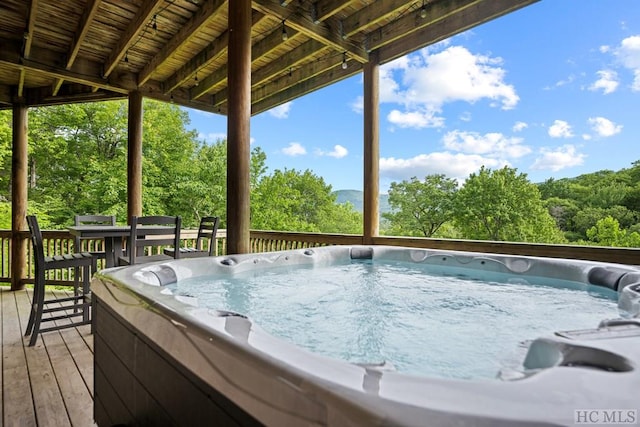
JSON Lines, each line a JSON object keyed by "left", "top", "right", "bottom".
{"left": 454, "top": 166, "right": 564, "bottom": 243}
{"left": 383, "top": 175, "right": 457, "bottom": 237}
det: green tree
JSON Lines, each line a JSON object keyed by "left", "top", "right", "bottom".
{"left": 586, "top": 216, "right": 640, "bottom": 247}
{"left": 454, "top": 166, "right": 564, "bottom": 242}
{"left": 383, "top": 175, "right": 457, "bottom": 237}
{"left": 251, "top": 168, "right": 360, "bottom": 233}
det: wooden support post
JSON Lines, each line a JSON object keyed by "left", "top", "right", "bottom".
{"left": 127, "top": 91, "right": 143, "bottom": 222}
{"left": 226, "top": 0, "right": 252, "bottom": 254}
{"left": 11, "top": 103, "right": 28, "bottom": 290}
{"left": 363, "top": 51, "right": 380, "bottom": 243}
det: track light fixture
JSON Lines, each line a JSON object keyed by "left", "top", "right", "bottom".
{"left": 420, "top": 0, "right": 427, "bottom": 19}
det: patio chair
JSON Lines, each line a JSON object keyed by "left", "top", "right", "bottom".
{"left": 25, "top": 215, "right": 94, "bottom": 347}
{"left": 164, "top": 216, "right": 219, "bottom": 258}
{"left": 74, "top": 214, "right": 116, "bottom": 271}
{"left": 118, "top": 215, "right": 181, "bottom": 265}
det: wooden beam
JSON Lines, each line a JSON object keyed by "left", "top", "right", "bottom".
{"left": 206, "top": 38, "right": 324, "bottom": 105}
{"left": 11, "top": 102, "right": 28, "bottom": 291}
{"left": 138, "top": 0, "right": 227, "bottom": 86}
{"left": 226, "top": 0, "right": 252, "bottom": 254}
{"left": 18, "top": 0, "right": 39, "bottom": 97}
{"left": 341, "top": 0, "right": 414, "bottom": 38}
{"left": 127, "top": 91, "right": 143, "bottom": 221}
{"left": 363, "top": 51, "right": 380, "bottom": 242}
{"left": 311, "top": 0, "right": 355, "bottom": 23}
{"left": 67, "top": 0, "right": 101, "bottom": 68}
{"left": 250, "top": 57, "right": 361, "bottom": 115}
{"left": 211, "top": 42, "right": 331, "bottom": 108}
{"left": 252, "top": 0, "right": 368, "bottom": 62}
{"left": 0, "top": 39, "right": 133, "bottom": 94}
{"left": 53, "top": 0, "right": 102, "bottom": 96}
{"left": 190, "top": 12, "right": 290, "bottom": 100}
{"left": 163, "top": 11, "right": 265, "bottom": 95}
{"left": 377, "top": 0, "right": 539, "bottom": 64}
{"left": 102, "top": 0, "right": 164, "bottom": 78}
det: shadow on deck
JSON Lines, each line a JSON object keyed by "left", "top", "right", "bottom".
{"left": 1, "top": 286, "right": 95, "bottom": 426}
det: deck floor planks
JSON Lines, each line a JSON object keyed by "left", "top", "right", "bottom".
{"left": 2, "top": 288, "right": 37, "bottom": 426}
{"left": 1, "top": 287, "right": 95, "bottom": 427}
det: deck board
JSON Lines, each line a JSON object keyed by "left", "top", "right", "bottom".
{"left": 1, "top": 287, "right": 95, "bottom": 426}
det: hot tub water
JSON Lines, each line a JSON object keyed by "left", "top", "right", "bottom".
{"left": 168, "top": 259, "right": 619, "bottom": 380}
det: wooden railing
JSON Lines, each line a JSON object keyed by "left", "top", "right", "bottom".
{"left": 1, "top": 229, "right": 638, "bottom": 287}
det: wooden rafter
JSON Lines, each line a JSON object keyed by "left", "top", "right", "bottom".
{"left": 102, "top": 0, "right": 164, "bottom": 79}
{"left": 311, "top": 0, "right": 356, "bottom": 24}
{"left": 191, "top": 18, "right": 299, "bottom": 100}
{"left": 138, "top": 0, "right": 227, "bottom": 86}
{"left": 250, "top": 58, "right": 360, "bottom": 115}
{"left": 378, "top": 0, "right": 536, "bottom": 63}
{"left": 252, "top": 0, "right": 368, "bottom": 63}
{"left": 164, "top": 10, "right": 265, "bottom": 96}
{"left": 53, "top": 0, "right": 102, "bottom": 96}
{"left": 365, "top": 0, "right": 483, "bottom": 53}
{"left": 18, "top": 0, "right": 39, "bottom": 97}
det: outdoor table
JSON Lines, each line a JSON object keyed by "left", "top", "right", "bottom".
{"left": 67, "top": 225, "right": 131, "bottom": 268}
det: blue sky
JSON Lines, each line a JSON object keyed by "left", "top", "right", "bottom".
{"left": 185, "top": 1, "right": 640, "bottom": 193}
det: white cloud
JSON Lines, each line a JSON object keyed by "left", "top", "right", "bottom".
{"left": 512, "top": 121, "right": 528, "bottom": 132}
{"left": 282, "top": 142, "right": 306, "bottom": 156}
{"left": 531, "top": 145, "right": 585, "bottom": 172}
{"left": 316, "top": 145, "right": 348, "bottom": 158}
{"left": 380, "top": 152, "right": 508, "bottom": 183}
{"left": 373, "top": 45, "right": 519, "bottom": 129}
{"left": 548, "top": 120, "right": 574, "bottom": 138}
{"left": 588, "top": 116, "right": 623, "bottom": 137}
{"left": 268, "top": 102, "right": 293, "bottom": 119}
{"left": 589, "top": 70, "right": 619, "bottom": 94}
{"left": 387, "top": 109, "right": 445, "bottom": 129}
{"left": 442, "top": 130, "right": 531, "bottom": 158}
{"left": 350, "top": 96, "right": 363, "bottom": 113}
{"left": 615, "top": 35, "right": 640, "bottom": 91}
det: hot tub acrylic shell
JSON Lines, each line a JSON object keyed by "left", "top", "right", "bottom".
{"left": 91, "top": 245, "right": 640, "bottom": 426}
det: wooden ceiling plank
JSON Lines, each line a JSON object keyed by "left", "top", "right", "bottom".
{"left": 252, "top": 0, "right": 368, "bottom": 62}
{"left": 250, "top": 47, "right": 342, "bottom": 104}
{"left": 23, "top": 0, "right": 39, "bottom": 58}
{"left": 163, "top": 10, "right": 265, "bottom": 95}
{"left": 365, "top": 0, "right": 483, "bottom": 53}
{"left": 312, "top": 0, "right": 356, "bottom": 24}
{"left": 162, "top": 31, "right": 229, "bottom": 94}
{"left": 198, "top": 35, "right": 320, "bottom": 103}
{"left": 250, "top": 59, "right": 361, "bottom": 115}
{"left": 0, "top": 38, "right": 131, "bottom": 94}
{"left": 341, "top": 0, "right": 417, "bottom": 38}
{"left": 67, "top": 0, "right": 101, "bottom": 69}
{"left": 190, "top": 25, "right": 301, "bottom": 100}
{"left": 376, "top": 0, "right": 538, "bottom": 61}
{"left": 102, "top": 0, "right": 165, "bottom": 78}
{"left": 138, "top": 0, "right": 228, "bottom": 86}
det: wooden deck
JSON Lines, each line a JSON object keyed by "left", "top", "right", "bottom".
{"left": 0, "top": 286, "right": 95, "bottom": 427}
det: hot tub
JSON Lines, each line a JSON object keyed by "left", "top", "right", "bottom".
{"left": 91, "top": 245, "right": 640, "bottom": 426}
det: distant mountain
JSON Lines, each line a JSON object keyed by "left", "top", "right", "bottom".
{"left": 333, "top": 190, "right": 391, "bottom": 214}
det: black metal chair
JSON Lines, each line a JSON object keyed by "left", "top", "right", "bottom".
{"left": 74, "top": 214, "right": 116, "bottom": 271}
{"left": 118, "top": 215, "right": 181, "bottom": 266}
{"left": 25, "top": 215, "right": 95, "bottom": 347}
{"left": 164, "top": 216, "right": 219, "bottom": 259}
